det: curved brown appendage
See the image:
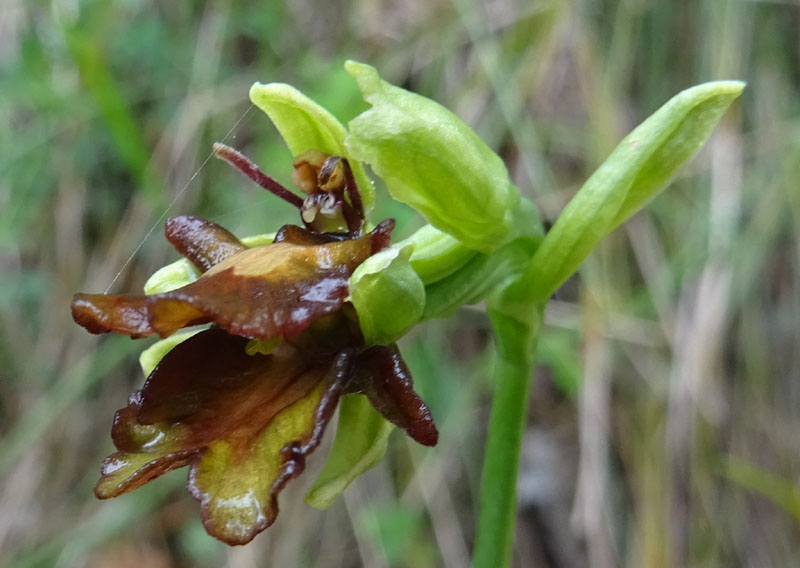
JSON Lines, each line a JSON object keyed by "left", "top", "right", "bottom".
{"left": 164, "top": 216, "right": 247, "bottom": 272}
{"left": 341, "top": 158, "right": 365, "bottom": 234}
{"left": 355, "top": 345, "right": 438, "bottom": 447}
{"left": 369, "top": 218, "right": 395, "bottom": 255}
{"left": 213, "top": 143, "right": 304, "bottom": 209}
{"left": 71, "top": 293, "right": 154, "bottom": 337}
{"left": 145, "top": 235, "right": 374, "bottom": 339}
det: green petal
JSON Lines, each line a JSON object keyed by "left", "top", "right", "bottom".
{"left": 305, "top": 394, "right": 394, "bottom": 510}
{"left": 509, "top": 80, "right": 745, "bottom": 304}
{"left": 143, "top": 258, "right": 200, "bottom": 295}
{"left": 249, "top": 82, "right": 374, "bottom": 209}
{"left": 344, "top": 61, "right": 520, "bottom": 253}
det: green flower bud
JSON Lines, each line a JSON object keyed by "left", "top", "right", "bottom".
{"left": 348, "top": 244, "right": 425, "bottom": 345}
{"left": 344, "top": 61, "right": 520, "bottom": 253}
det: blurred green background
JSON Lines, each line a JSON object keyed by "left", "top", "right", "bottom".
{"left": 2, "top": 1, "right": 799, "bottom": 566}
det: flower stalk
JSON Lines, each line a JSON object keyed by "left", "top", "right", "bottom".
{"left": 474, "top": 306, "right": 542, "bottom": 568}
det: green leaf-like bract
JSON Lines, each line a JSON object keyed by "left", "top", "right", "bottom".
{"left": 506, "top": 80, "right": 744, "bottom": 305}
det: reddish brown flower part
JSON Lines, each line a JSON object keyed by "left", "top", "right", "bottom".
{"left": 72, "top": 205, "right": 437, "bottom": 545}
{"left": 73, "top": 217, "right": 392, "bottom": 341}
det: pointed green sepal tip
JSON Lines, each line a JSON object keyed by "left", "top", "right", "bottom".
{"left": 348, "top": 244, "right": 425, "bottom": 345}
{"left": 249, "top": 81, "right": 374, "bottom": 209}
{"left": 507, "top": 79, "right": 745, "bottom": 305}
{"left": 344, "top": 60, "right": 520, "bottom": 253}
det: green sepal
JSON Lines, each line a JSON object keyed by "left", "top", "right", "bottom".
{"left": 507, "top": 80, "right": 744, "bottom": 305}
{"left": 305, "top": 394, "right": 394, "bottom": 510}
{"left": 344, "top": 61, "right": 520, "bottom": 253}
{"left": 348, "top": 244, "right": 425, "bottom": 345}
{"left": 249, "top": 82, "right": 374, "bottom": 209}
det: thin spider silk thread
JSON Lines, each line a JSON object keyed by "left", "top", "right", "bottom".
{"left": 104, "top": 105, "right": 255, "bottom": 294}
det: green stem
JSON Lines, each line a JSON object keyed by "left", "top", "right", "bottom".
{"left": 473, "top": 306, "right": 542, "bottom": 567}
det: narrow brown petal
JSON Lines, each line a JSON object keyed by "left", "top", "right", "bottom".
{"left": 355, "top": 345, "right": 438, "bottom": 446}
{"left": 164, "top": 216, "right": 247, "bottom": 272}
{"left": 213, "top": 142, "right": 305, "bottom": 208}
{"left": 71, "top": 293, "right": 154, "bottom": 337}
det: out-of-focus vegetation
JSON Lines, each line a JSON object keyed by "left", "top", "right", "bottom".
{"left": 2, "top": 1, "right": 799, "bottom": 566}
